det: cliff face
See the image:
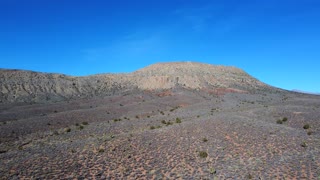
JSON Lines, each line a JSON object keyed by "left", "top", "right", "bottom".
{"left": 0, "top": 62, "right": 272, "bottom": 103}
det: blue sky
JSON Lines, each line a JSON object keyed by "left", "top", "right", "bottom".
{"left": 1, "top": 0, "right": 320, "bottom": 92}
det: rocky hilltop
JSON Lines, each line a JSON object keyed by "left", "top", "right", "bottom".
{"left": 0, "top": 62, "right": 273, "bottom": 103}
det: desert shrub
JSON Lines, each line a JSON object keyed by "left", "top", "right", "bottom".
{"left": 202, "top": 138, "right": 208, "bottom": 142}
{"left": 303, "top": 124, "right": 310, "bottom": 129}
{"left": 75, "top": 123, "right": 79, "bottom": 126}
{"left": 307, "top": 131, "right": 312, "bottom": 135}
{"left": 136, "top": 115, "right": 139, "bottom": 119}
{"left": 199, "top": 151, "right": 208, "bottom": 158}
{"left": 65, "top": 128, "right": 71, "bottom": 133}
{"left": 301, "top": 141, "right": 307, "bottom": 147}
{"left": 161, "top": 120, "right": 167, "bottom": 124}
{"left": 82, "top": 122, "right": 89, "bottom": 125}
{"left": 209, "top": 167, "right": 216, "bottom": 174}
{"left": 276, "top": 119, "right": 283, "bottom": 124}
{"left": 175, "top": 118, "right": 182, "bottom": 123}
{"left": 120, "top": 104, "right": 123, "bottom": 106}
{"left": 166, "top": 121, "right": 173, "bottom": 126}
{"left": 79, "top": 125, "right": 84, "bottom": 130}
{"left": 150, "top": 126, "right": 155, "bottom": 130}
{"left": 98, "top": 148, "right": 105, "bottom": 153}
{"left": 282, "top": 117, "right": 288, "bottom": 122}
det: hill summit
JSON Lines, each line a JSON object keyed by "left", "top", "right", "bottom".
{"left": 0, "top": 62, "right": 272, "bottom": 103}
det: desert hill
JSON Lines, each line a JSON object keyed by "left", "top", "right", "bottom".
{"left": 1, "top": 62, "right": 319, "bottom": 179}
{"left": 0, "top": 62, "right": 275, "bottom": 104}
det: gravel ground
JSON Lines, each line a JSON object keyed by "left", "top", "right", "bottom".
{"left": 1, "top": 89, "right": 320, "bottom": 179}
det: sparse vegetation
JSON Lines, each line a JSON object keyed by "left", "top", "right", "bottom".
{"left": 301, "top": 141, "right": 307, "bottom": 147}
{"left": 2, "top": 62, "right": 320, "bottom": 178}
{"left": 282, "top": 117, "right": 288, "bottom": 122}
{"left": 303, "top": 124, "right": 310, "bottom": 129}
{"left": 209, "top": 167, "right": 216, "bottom": 174}
{"left": 199, "top": 151, "right": 208, "bottom": 158}
{"left": 276, "top": 119, "right": 283, "bottom": 124}
{"left": 113, "top": 118, "right": 121, "bottom": 122}
{"left": 98, "top": 148, "right": 105, "bottom": 153}
{"left": 170, "top": 106, "right": 179, "bottom": 112}
{"left": 65, "top": 128, "right": 71, "bottom": 133}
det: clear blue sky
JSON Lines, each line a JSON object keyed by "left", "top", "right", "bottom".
{"left": 1, "top": 0, "right": 320, "bottom": 92}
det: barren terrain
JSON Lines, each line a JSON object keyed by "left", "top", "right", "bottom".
{"left": 1, "top": 62, "right": 320, "bottom": 179}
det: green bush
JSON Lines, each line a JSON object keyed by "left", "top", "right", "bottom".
{"left": 82, "top": 122, "right": 88, "bottom": 125}
{"left": 175, "top": 118, "right": 182, "bottom": 123}
{"left": 202, "top": 138, "right": 208, "bottom": 142}
{"left": 150, "top": 126, "right": 155, "bottom": 130}
{"left": 282, "top": 117, "right": 288, "bottom": 122}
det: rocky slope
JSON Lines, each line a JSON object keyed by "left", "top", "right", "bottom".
{"left": 0, "top": 62, "right": 274, "bottom": 103}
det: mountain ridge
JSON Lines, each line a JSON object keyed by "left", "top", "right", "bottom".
{"left": 0, "top": 62, "right": 275, "bottom": 103}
